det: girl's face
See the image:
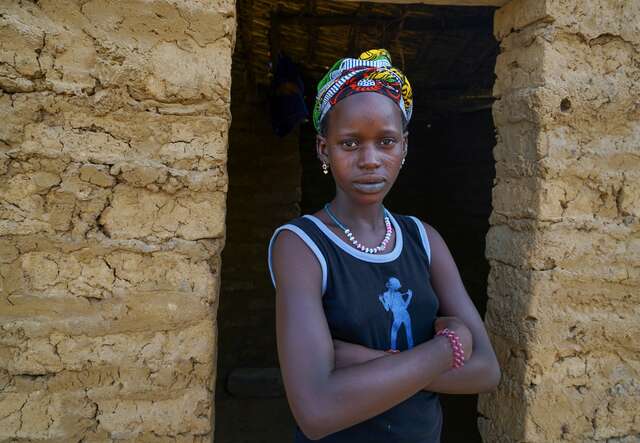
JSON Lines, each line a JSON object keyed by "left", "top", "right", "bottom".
{"left": 316, "top": 92, "right": 408, "bottom": 206}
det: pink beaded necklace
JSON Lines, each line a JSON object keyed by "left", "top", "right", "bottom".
{"left": 323, "top": 203, "right": 393, "bottom": 254}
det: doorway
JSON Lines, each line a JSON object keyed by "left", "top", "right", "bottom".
{"left": 216, "top": 2, "right": 498, "bottom": 442}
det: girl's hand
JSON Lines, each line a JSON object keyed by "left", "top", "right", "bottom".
{"left": 434, "top": 316, "right": 473, "bottom": 361}
{"left": 333, "top": 339, "right": 388, "bottom": 369}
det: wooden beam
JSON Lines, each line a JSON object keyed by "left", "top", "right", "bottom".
{"left": 388, "top": 7, "right": 408, "bottom": 70}
{"left": 359, "top": 6, "right": 409, "bottom": 69}
{"left": 347, "top": 3, "right": 372, "bottom": 56}
{"left": 304, "top": 0, "right": 318, "bottom": 65}
{"left": 269, "top": 7, "right": 281, "bottom": 74}
{"left": 278, "top": 13, "right": 492, "bottom": 32}
{"left": 240, "top": 0, "right": 257, "bottom": 101}
{"left": 382, "top": 6, "right": 406, "bottom": 48}
{"left": 337, "top": 0, "right": 507, "bottom": 5}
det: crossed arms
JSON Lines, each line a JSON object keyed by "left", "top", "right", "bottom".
{"left": 271, "top": 221, "right": 500, "bottom": 440}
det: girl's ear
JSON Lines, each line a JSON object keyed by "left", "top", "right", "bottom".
{"left": 316, "top": 134, "right": 329, "bottom": 163}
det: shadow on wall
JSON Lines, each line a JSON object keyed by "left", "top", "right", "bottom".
{"left": 215, "top": 80, "right": 299, "bottom": 443}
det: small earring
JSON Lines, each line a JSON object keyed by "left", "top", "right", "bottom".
{"left": 401, "top": 157, "right": 406, "bottom": 166}
{"left": 322, "top": 162, "right": 329, "bottom": 175}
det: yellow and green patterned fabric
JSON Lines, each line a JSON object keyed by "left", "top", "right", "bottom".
{"left": 313, "top": 49, "right": 413, "bottom": 132}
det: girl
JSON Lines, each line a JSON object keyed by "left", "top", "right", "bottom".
{"left": 268, "top": 49, "right": 500, "bottom": 442}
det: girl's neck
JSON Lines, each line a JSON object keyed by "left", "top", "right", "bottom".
{"left": 329, "top": 195, "right": 386, "bottom": 231}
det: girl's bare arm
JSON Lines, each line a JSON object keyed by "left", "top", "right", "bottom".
{"left": 424, "top": 222, "right": 500, "bottom": 393}
{"left": 272, "top": 230, "right": 459, "bottom": 440}
{"left": 333, "top": 336, "right": 497, "bottom": 394}
{"left": 331, "top": 223, "right": 501, "bottom": 395}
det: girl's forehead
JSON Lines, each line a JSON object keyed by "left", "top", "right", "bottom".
{"left": 335, "top": 92, "right": 398, "bottom": 112}
{"left": 330, "top": 93, "right": 404, "bottom": 128}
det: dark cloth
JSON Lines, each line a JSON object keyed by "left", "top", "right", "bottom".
{"left": 270, "top": 53, "right": 309, "bottom": 137}
{"left": 269, "top": 211, "right": 442, "bottom": 443}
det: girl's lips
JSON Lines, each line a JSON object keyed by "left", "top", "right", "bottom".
{"left": 353, "top": 181, "right": 386, "bottom": 193}
{"left": 353, "top": 175, "right": 386, "bottom": 184}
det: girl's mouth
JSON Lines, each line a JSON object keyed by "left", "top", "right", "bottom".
{"left": 353, "top": 180, "right": 386, "bottom": 193}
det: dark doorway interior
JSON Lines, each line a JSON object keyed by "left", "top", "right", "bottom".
{"left": 216, "top": 2, "right": 498, "bottom": 442}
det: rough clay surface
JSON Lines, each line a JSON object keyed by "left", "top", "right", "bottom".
{"left": 480, "top": 1, "right": 640, "bottom": 442}
{"left": 0, "top": 0, "right": 235, "bottom": 441}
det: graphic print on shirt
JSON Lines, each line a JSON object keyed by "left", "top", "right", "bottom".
{"left": 378, "top": 277, "right": 414, "bottom": 350}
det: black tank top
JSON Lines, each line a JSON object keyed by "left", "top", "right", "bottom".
{"left": 268, "top": 210, "right": 442, "bottom": 443}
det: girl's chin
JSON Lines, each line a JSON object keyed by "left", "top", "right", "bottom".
{"left": 346, "top": 189, "right": 390, "bottom": 204}
{"left": 335, "top": 180, "right": 395, "bottom": 203}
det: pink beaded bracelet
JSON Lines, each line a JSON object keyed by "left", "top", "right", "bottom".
{"left": 436, "top": 328, "right": 465, "bottom": 369}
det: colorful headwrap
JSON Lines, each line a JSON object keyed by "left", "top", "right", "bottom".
{"left": 313, "top": 49, "right": 413, "bottom": 133}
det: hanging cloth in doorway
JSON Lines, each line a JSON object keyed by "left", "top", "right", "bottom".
{"left": 270, "top": 53, "right": 310, "bottom": 137}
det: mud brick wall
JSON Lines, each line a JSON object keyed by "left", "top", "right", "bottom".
{"left": 0, "top": 1, "right": 235, "bottom": 440}
{"left": 479, "top": 1, "right": 640, "bottom": 442}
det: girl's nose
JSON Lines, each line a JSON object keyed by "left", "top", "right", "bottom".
{"left": 358, "top": 145, "right": 381, "bottom": 169}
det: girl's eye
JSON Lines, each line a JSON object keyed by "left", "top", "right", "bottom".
{"left": 341, "top": 140, "right": 358, "bottom": 149}
{"left": 381, "top": 138, "right": 397, "bottom": 146}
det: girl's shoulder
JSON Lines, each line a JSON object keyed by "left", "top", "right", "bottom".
{"left": 267, "top": 215, "right": 329, "bottom": 293}
{"left": 384, "top": 211, "right": 433, "bottom": 266}
{"left": 269, "top": 214, "right": 322, "bottom": 238}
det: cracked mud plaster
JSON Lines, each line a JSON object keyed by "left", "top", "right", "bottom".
{"left": 1, "top": 0, "right": 234, "bottom": 440}
{"left": 479, "top": 1, "right": 640, "bottom": 443}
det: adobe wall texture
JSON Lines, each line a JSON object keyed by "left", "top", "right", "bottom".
{"left": 480, "top": 1, "right": 639, "bottom": 442}
{"left": 2, "top": 0, "right": 638, "bottom": 441}
{"left": 0, "top": 0, "right": 235, "bottom": 441}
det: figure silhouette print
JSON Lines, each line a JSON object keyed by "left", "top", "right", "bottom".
{"left": 378, "top": 277, "right": 414, "bottom": 350}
